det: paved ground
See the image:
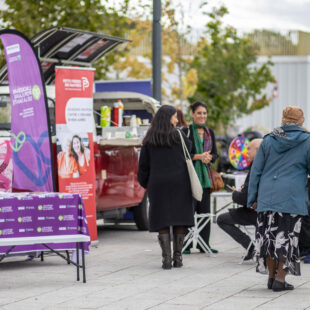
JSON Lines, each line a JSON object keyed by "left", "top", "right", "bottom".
{"left": 1, "top": 217, "right": 310, "bottom": 309}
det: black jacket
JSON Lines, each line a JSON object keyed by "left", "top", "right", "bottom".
{"left": 232, "top": 165, "right": 252, "bottom": 207}
{"left": 229, "top": 165, "right": 257, "bottom": 224}
{"left": 182, "top": 125, "right": 218, "bottom": 163}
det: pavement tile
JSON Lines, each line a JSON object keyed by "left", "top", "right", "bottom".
{"left": 201, "top": 296, "right": 271, "bottom": 310}
{"left": 1, "top": 219, "right": 310, "bottom": 309}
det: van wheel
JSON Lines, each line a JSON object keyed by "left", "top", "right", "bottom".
{"left": 133, "top": 193, "right": 149, "bottom": 231}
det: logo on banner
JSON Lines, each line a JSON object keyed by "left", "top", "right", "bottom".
{"left": 8, "top": 55, "right": 21, "bottom": 63}
{"left": 6, "top": 43, "right": 20, "bottom": 55}
{"left": 11, "top": 131, "right": 26, "bottom": 152}
{"left": 82, "top": 77, "right": 89, "bottom": 91}
{"left": 32, "top": 85, "right": 41, "bottom": 100}
{"left": 12, "top": 130, "right": 52, "bottom": 186}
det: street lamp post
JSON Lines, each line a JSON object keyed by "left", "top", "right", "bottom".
{"left": 152, "top": 0, "right": 162, "bottom": 103}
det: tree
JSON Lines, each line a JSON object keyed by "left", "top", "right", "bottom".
{"left": 0, "top": 0, "right": 133, "bottom": 79}
{"left": 190, "top": 6, "right": 275, "bottom": 130}
{"left": 108, "top": 0, "right": 198, "bottom": 107}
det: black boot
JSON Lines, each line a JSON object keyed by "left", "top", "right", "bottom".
{"left": 272, "top": 280, "right": 294, "bottom": 292}
{"left": 173, "top": 234, "right": 185, "bottom": 268}
{"left": 158, "top": 234, "right": 172, "bottom": 270}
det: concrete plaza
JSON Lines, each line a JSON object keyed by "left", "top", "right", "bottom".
{"left": 0, "top": 218, "right": 310, "bottom": 309}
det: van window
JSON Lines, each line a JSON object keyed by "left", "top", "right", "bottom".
{"left": 0, "top": 95, "right": 11, "bottom": 130}
{"left": 0, "top": 94, "right": 56, "bottom": 136}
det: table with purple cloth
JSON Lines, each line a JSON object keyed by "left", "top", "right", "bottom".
{"left": 0, "top": 192, "right": 90, "bottom": 255}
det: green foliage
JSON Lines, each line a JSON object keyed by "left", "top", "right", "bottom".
{"left": 0, "top": 0, "right": 133, "bottom": 79}
{"left": 190, "top": 6, "right": 275, "bottom": 129}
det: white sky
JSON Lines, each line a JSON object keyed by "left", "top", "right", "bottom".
{"left": 113, "top": 0, "right": 310, "bottom": 33}
{"left": 197, "top": 0, "right": 310, "bottom": 32}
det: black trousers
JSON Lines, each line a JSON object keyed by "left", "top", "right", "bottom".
{"left": 217, "top": 207, "right": 257, "bottom": 249}
{"left": 185, "top": 188, "right": 211, "bottom": 249}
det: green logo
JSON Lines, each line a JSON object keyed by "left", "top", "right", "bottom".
{"left": 38, "top": 205, "right": 43, "bottom": 211}
{"left": 0, "top": 208, "right": 2, "bottom": 212}
{"left": 10, "top": 131, "right": 26, "bottom": 152}
{"left": 32, "top": 85, "right": 41, "bottom": 100}
{"left": 58, "top": 215, "right": 63, "bottom": 221}
{"left": 18, "top": 197, "right": 22, "bottom": 200}
{"left": 59, "top": 194, "right": 63, "bottom": 199}
{"left": 0, "top": 230, "right": 2, "bottom": 235}
{"left": 37, "top": 227, "right": 42, "bottom": 233}
{"left": 18, "top": 217, "right": 22, "bottom": 223}
{"left": 78, "top": 226, "right": 81, "bottom": 231}
{"left": 78, "top": 204, "right": 82, "bottom": 210}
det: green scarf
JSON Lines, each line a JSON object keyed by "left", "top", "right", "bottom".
{"left": 192, "top": 123, "right": 211, "bottom": 188}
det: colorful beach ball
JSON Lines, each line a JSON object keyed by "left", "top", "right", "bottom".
{"left": 228, "top": 136, "right": 251, "bottom": 170}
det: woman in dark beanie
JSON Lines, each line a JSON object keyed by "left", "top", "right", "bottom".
{"left": 182, "top": 101, "right": 218, "bottom": 254}
{"left": 138, "top": 105, "right": 194, "bottom": 269}
{"left": 248, "top": 106, "right": 310, "bottom": 292}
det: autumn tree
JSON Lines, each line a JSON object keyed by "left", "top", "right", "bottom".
{"left": 110, "top": 0, "right": 198, "bottom": 107}
{"left": 0, "top": 0, "right": 133, "bottom": 79}
{"left": 190, "top": 6, "right": 275, "bottom": 130}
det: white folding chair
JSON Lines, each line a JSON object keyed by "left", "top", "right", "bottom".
{"left": 239, "top": 225, "right": 255, "bottom": 264}
{"left": 182, "top": 213, "right": 216, "bottom": 257}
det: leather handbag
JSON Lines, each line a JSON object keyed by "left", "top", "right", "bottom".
{"left": 177, "top": 130, "right": 203, "bottom": 201}
{"left": 210, "top": 169, "right": 224, "bottom": 193}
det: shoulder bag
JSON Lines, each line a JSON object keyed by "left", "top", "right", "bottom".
{"left": 210, "top": 169, "right": 224, "bottom": 193}
{"left": 177, "top": 130, "right": 203, "bottom": 201}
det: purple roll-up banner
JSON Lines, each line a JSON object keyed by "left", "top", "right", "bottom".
{"left": 0, "top": 29, "right": 55, "bottom": 192}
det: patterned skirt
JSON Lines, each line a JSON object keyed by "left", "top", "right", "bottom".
{"left": 255, "top": 211, "right": 302, "bottom": 276}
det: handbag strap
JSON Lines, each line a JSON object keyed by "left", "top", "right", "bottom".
{"left": 177, "top": 129, "right": 191, "bottom": 161}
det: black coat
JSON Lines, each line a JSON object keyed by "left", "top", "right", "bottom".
{"left": 232, "top": 166, "right": 251, "bottom": 207}
{"left": 182, "top": 125, "right": 218, "bottom": 163}
{"left": 138, "top": 131, "right": 194, "bottom": 232}
{"left": 230, "top": 165, "right": 257, "bottom": 223}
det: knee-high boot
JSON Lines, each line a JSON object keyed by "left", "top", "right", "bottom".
{"left": 173, "top": 234, "right": 185, "bottom": 268}
{"left": 158, "top": 234, "right": 172, "bottom": 270}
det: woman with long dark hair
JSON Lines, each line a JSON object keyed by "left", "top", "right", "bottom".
{"left": 138, "top": 105, "right": 194, "bottom": 270}
{"left": 182, "top": 101, "right": 218, "bottom": 254}
{"left": 71, "top": 135, "right": 90, "bottom": 176}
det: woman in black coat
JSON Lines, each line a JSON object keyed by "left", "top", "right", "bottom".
{"left": 182, "top": 101, "right": 218, "bottom": 254}
{"left": 138, "top": 105, "right": 194, "bottom": 270}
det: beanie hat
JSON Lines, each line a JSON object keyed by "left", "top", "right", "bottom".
{"left": 282, "top": 106, "right": 304, "bottom": 126}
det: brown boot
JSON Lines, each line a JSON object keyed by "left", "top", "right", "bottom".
{"left": 158, "top": 234, "right": 172, "bottom": 270}
{"left": 173, "top": 234, "right": 185, "bottom": 268}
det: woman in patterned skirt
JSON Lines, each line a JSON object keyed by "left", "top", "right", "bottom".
{"left": 248, "top": 106, "right": 310, "bottom": 292}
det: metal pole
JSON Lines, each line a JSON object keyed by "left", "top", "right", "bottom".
{"left": 152, "top": 0, "right": 162, "bottom": 103}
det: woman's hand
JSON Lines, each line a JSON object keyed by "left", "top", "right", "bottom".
{"left": 193, "top": 152, "right": 212, "bottom": 163}
{"left": 201, "top": 151, "right": 212, "bottom": 164}
{"left": 250, "top": 202, "right": 257, "bottom": 211}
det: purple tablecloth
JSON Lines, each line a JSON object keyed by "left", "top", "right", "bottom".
{"left": 0, "top": 192, "right": 90, "bottom": 254}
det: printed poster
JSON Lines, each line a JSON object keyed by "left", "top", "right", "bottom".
{"left": 55, "top": 67, "right": 97, "bottom": 241}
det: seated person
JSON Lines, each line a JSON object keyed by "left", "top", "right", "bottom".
{"left": 217, "top": 138, "right": 262, "bottom": 260}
